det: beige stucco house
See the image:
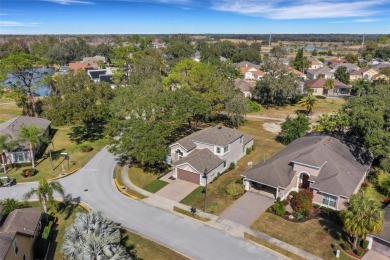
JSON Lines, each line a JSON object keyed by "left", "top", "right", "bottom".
{"left": 169, "top": 126, "right": 254, "bottom": 185}
{"left": 0, "top": 208, "right": 42, "bottom": 260}
{"left": 242, "top": 135, "right": 371, "bottom": 210}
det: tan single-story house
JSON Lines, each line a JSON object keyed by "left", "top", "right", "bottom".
{"left": 304, "top": 78, "right": 351, "bottom": 96}
{"left": 0, "top": 208, "right": 42, "bottom": 260}
{"left": 242, "top": 135, "right": 371, "bottom": 210}
{"left": 234, "top": 78, "right": 255, "bottom": 98}
{"left": 0, "top": 116, "right": 51, "bottom": 165}
{"left": 169, "top": 125, "right": 254, "bottom": 186}
{"left": 350, "top": 67, "right": 380, "bottom": 81}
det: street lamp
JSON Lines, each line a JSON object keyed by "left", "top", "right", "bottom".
{"left": 203, "top": 168, "right": 208, "bottom": 213}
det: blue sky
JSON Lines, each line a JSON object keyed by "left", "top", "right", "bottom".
{"left": 1, "top": 0, "right": 390, "bottom": 34}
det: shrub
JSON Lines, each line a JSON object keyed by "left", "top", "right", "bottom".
{"left": 228, "top": 162, "right": 236, "bottom": 171}
{"left": 246, "top": 147, "right": 252, "bottom": 155}
{"left": 361, "top": 239, "right": 369, "bottom": 249}
{"left": 292, "top": 189, "right": 313, "bottom": 216}
{"left": 269, "top": 201, "right": 286, "bottom": 216}
{"left": 79, "top": 144, "right": 93, "bottom": 152}
{"left": 226, "top": 183, "right": 245, "bottom": 199}
{"left": 354, "top": 248, "right": 364, "bottom": 256}
{"left": 42, "top": 221, "right": 53, "bottom": 239}
{"left": 21, "top": 168, "right": 38, "bottom": 177}
{"left": 295, "top": 213, "right": 304, "bottom": 221}
{"left": 248, "top": 100, "right": 260, "bottom": 112}
{"left": 341, "top": 242, "right": 351, "bottom": 250}
{"left": 360, "top": 182, "right": 369, "bottom": 191}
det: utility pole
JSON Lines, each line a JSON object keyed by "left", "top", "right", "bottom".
{"left": 269, "top": 32, "right": 272, "bottom": 53}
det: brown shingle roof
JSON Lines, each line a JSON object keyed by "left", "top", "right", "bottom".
{"left": 173, "top": 148, "right": 224, "bottom": 173}
{"left": 0, "top": 232, "right": 15, "bottom": 260}
{"left": 0, "top": 208, "right": 42, "bottom": 237}
{"left": 68, "top": 62, "right": 97, "bottom": 71}
{"left": 243, "top": 134, "right": 370, "bottom": 197}
{"left": 234, "top": 78, "right": 254, "bottom": 93}
{"left": 304, "top": 78, "right": 350, "bottom": 88}
{"left": 350, "top": 67, "right": 372, "bottom": 76}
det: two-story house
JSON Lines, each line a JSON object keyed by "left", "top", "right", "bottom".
{"left": 306, "top": 66, "right": 334, "bottom": 80}
{"left": 169, "top": 126, "right": 254, "bottom": 185}
{"left": 242, "top": 134, "right": 370, "bottom": 210}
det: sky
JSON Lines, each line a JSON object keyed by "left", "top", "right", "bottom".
{"left": 0, "top": 0, "right": 390, "bottom": 34}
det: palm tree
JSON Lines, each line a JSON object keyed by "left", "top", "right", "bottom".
{"left": 0, "top": 134, "right": 12, "bottom": 174}
{"left": 23, "top": 179, "right": 64, "bottom": 214}
{"left": 1, "top": 198, "right": 25, "bottom": 215}
{"left": 299, "top": 91, "right": 317, "bottom": 114}
{"left": 352, "top": 79, "right": 371, "bottom": 97}
{"left": 341, "top": 193, "right": 384, "bottom": 249}
{"left": 19, "top": 125, "right": 46, "bottom": 169}
{"left": 61, "top": 211, "right": 130, "bottom": 260}
{"left": 324, "top": 79, "right": 335, "bottom": 95}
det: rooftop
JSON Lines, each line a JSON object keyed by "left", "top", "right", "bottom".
{"left": 173, "top": 148, "right": 224, "bottom": 173}
{"left": 0, "top": 208, "right": 42, "bottom": 237}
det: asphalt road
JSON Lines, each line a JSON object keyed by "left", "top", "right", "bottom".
{"left": 0, "top": 148, "right": 281, "bottom": 260}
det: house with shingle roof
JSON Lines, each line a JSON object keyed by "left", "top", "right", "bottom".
{"left": 169, "top": 125, "right": 254, "bottom": 185}
{"left": 242, "top": 134, "right": 371, "bottom": 210}
{"left": 306, "top": 66, "right": 334, "bottom": 80}
{"left": 304, "top": 78, "right": 351, "bottom": 96}
{"left": 234, "top": 79, "right": 255, "bottom": 98}
{"left": 0, "top": 208, "right": 42, "bottom": 260}
{"left": 328, "top": 58, "right": 347, "bottom": 66}
{"left": 329, "top": 63, "right": 359, "bottom": 73}
{"left": 0, "top": 116, "right": 51, "bottom": 165}
{"left": 350, "top": 67, "right": 380, "bottom": 81}
{"left": 307, "top": 58, "right": 323, "bottom": 69}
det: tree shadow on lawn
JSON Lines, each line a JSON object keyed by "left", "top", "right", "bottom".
{"left": 57, "top": 196, "right": 81, "bottom": 220}
{"left": 318, "top": 218, "right": 349, "bottom": 243}
{"left": 120, "top": 230, "right": 137, "bottom": 258}
{"left": 68, "top": 124, "right": 105, "bottom": 144}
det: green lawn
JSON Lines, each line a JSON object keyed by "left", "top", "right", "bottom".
{"left": 251, "top": 212, "right": 353, "bottom": 260}
{"left": 128, "top": 166, "right": 168, "bottom": 193}
{"left": 249, "top": 98, "right": 345, "bottom": 119}
{"left": 173, "top": 206, "right": 210, "bottom": 222}
{"left": 114, "top": 165, "right": 147, "bottom": 199}
{"left": 6, "top": 126, "right": 108, "bottom": 183}
{"left": 0, "top": 97, "right": 22, "bottom": 123}
{"left": 180, "top": 119, "right": 285, "bottom": 215}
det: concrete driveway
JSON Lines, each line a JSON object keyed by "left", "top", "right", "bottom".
{"left": 220, "top": 191, "right": 274, "bottom": 227}
{"left": 155, "top": 178, "right": 198, "bottom": 202}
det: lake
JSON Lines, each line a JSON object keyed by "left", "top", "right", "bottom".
{"left": 3, "top": 68, "right": 55, "bottom": 97}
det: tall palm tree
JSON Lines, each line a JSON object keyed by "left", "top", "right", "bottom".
{"left": 352, "top": 79, "right": 371, "bottom": 97}
{"left": 324, "top": 79, "right": 335, "bottom": 95}
{"left": 0, "top": 134, "right": 12, "bottom": 174}
{"left": 23, "top": 179, "right": 64, "bottom": 214}
{"left": 341, "top": 193, "right": 384, "bottom": 249}
{"left": 299, "top": 91, "right": 317, "bottom": 114}
{"left": 19, "top": 125, "right": 46, "bottom": 169}
{"left": 61, "top": 211, "right": 130, "bottom": 260}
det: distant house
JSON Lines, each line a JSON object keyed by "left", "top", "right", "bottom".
{"left": 308, "top": 58, "right": 323, "bottom": 69}
{"left": 240, "top": 67, "right": 265, "bottom": 81}
{"left": 169, "top": 125, "right": 254, "bottom": 185}
{"left": 68, "top": 62, "right": 97, "bottom": 71}
{"left": 306, "top": 66, "right": 334, "bottom": 80}
{"left": 0, "top": 208, "right": 42, "bottom": 260}
{"left": 87, "top": 68, "right": 113, "bottom": 84}
{"left": 235, "top": 61, "right": 260, "bottom": 70}
{"left": 242, "top": 134, "right": 371, "bottom": 210}
{"left": 0, "top": 116, "right": 51, "bottom": 165}
{"left": 373, "top": 62, "right": 390, "bottom": 71}
{"left": 329, "top": 63, "right": 359, "bottom": 73}
{"left": 327, "top": 58, "right": 347, "bottom": 66}
{"left": 350, "top": 67, "right": 380, "bottom": 81}
{"left": 151, "top": 39, "right": 166, "bottom": 49}
{"left": 82, "top": 55, "right": 106, "bottom": 64}
{"left": 234, "top": 79, "right": 255, "bottom": 98}
{"left": 289, "top": 68, "right": 307, "bottom": 80}
{"left": 304, "top": 78, "right": 351, "bottom": 96}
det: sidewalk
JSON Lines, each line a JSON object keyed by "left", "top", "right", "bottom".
{"left": 120, "top": 165, "right": 321, "bottom": 260}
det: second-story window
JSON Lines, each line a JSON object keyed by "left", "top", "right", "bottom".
{"left": 216, "top": 147, "right": 221, "bottom": 154}
{"left": 224, "top": 146, "right": 229, "bottom": 153}
{"left": 240, "top": 136, "right": 243, "bottom": 143}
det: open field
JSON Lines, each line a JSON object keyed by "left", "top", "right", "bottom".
{"left": 251, "top": 212, "right": 353, "bottom": 260}
{"left": 0, "top": 97, "right": 22, "bottom": 123}
{"left": 180, "top": 118, "right": 285, "bottom": 215}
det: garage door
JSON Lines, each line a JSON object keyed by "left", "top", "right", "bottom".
{"left": 177, "top": 169, "right": 199, "bottom": 184}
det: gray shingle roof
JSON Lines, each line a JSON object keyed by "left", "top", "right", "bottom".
{"left": 0, "top": 232, "right": 15, "bottom": 260}
{"left": 234, "top": 78, "right": 254, "bottom": 93}
{"left": 0, "top": 208, "right": 42, "bottom": 237}
{"left": 376, "top": 203, "right": 390, "bottom": 243}
{"left": 243, "top": 134, "right": 370, "bottom": 197}
{"left": 172, "top": 125, "right": 252, "bottom": 151}
{"left": 307, "top": 66, "right": 333, "bottom": 76}
{"left": 173, "top": 148, "right": 224, "bottom": 173}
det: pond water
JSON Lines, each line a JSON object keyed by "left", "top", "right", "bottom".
{"left": 3, "top": 68, "right": 55, "bottom": 96}
{"left": 303, "top": 45, "right": 326, "bottom": 51}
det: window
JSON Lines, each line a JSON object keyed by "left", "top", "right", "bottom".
{"left": 13, "top": 239, "right": 18, "bottom": 255}
{"left": 240, "top": 136, "right": 243, "bottom": 144}
{"left": 223, "top": 161, "right": 226, "bottom": 168}
{"left": 14, "top": 152, "right": 27, "bottom": 163}
{"left": 223, "top": 146, "right": 229, "bottom": 153}
{"left": 322, "top": 194, "right": 337, "bottom": 208}
{"left": 216, "top": 147, "right": 221, "bottom": 154}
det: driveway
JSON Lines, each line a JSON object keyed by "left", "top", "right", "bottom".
{"left": 0, "top": 148, "right": 281, "bottom": 260}
{"left": 155, "top": 178, "right": 198, "bottom": 202}
{"left": 220, "top": 191, "right": 274, "bottom": 227}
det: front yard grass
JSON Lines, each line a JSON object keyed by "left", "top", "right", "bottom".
{"left": 251, "top": 212, "right": 353, "bottom": 260}
{"left": 128, "top": 166, "right": 168, "bottom": 193}
{"left": 173, "top": 206, "right": 210, "bottom": 222}
{"left": 180, "top": 119, "right": 285, "bottom": 215}
{"left": 7, "top": 125, "right": 108, "bottom": 183}
{"left": 114, "top": 165, "right": 147, "bottom": 199}
{"left": 0, "top": 97, "right": 22, "bottom": 123}
{"left": 249, "top": 98, "right": 345, "bottom": 119}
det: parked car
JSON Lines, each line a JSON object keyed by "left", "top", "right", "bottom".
{"left": 0, "top": 177, "right": 16, "bottom": 187}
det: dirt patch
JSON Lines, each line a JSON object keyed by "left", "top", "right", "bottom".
{"left": 263, "top": 122, "right": 281, "bottom": 134}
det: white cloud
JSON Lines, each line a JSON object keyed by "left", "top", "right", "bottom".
{"left": 353, "top": 18, "right": 381, "bottom": 22}
{"left": 43, "top": 0, "right": 95, "bottom": 5}
{"left": 211, "top": 0, "right": 387, "bottom": 19}
{"left": 118, "top": 0, "right": 191, "bottom": 4}
{"left": 0, "top": 21, "right": 41, "bottom": 27}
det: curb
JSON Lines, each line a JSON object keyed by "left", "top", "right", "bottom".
{"left": 47, "top": 167, "right": 81, "bottom": 181}
{"left": 113, "top": 178, "right": 140, "bottom": 200}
